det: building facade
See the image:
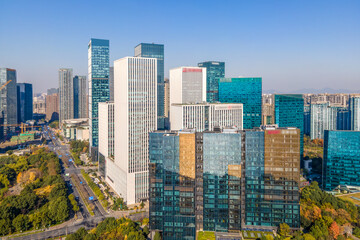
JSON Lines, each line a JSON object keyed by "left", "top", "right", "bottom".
{"left": 59, "top": 68, "right": 74, "bottom": 123}
{"left": 323, "top": 130, "right": 360, "bottom": 190}
{"left": 336, "top": 107, "right": 351, "bottom": 130}
{"left": 198, "top": 61, "right": 225, "bottom": 102}
{"left": 98, "top": 102, "right": 114, "bottom": 178}
{"left": 310, "top": 102, "right": 337, "bottom": 139}
{"left": 304, "top": 105, "right": 311, "bottom": 136}
{"left": 149, "top": 126, "right": 300, "bottom": 239}
{"left": 73, "top": 75, "right": 87, "bottom": 119}
{"left": 169, "top": 67, "right": 206, "bottom": 107}
{"left": 0, "top": 68, "right": 17, "bottom": 136}
{"left": 219, "top": 77, "right": 262, "bottom": 130}
{"left": 45, "top": 93, "right": 59, "bottom": 121}
{"left": 274, "top": 94, "right": 304, "bottom": 157}
{"left": 17, "top": 83, "right": 33, "bottom": 123}
{"left": 135, "top": 43, "right": 165, "bottom": 129}
{"left": 350, "top": 97, "right": 360, "bottom": 131}
{"left": 170, "top": 103, "right": 243, "bottom": 131}
{"left": 47, "top": 88, "right": 58, "bottom": 95}
{"left": 109, "top": 67, "right": 114, "bottom": 102}
{"left": 88, "top": 38, "right": 110, "bottom": 149}
{"left": 114, "top": 56, "right": 157, "bottom": 204}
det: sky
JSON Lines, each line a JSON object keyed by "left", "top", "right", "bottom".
{"left": 0, "top": 0, "right": 359, "bottom": 94}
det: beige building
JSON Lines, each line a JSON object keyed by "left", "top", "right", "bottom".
{"left": 45, "top": 93, "right": 59, "bottom": 121}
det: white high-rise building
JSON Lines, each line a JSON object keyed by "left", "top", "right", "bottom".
{"left": 114, "top": 57, "right": 157, "bottom": 204}
{"left": 310, "top": 102, "right": 338, "bottom": 139}
{"left": 170, "top": 103, "right": 244, "bottom": 131}
{"left": 98, "top": 102, "right": 118, "bottom": 191}
{"left": 169, "top": 66, "right": 206, "bottom": 106}
{"left": 59, "top": 68, "right": 73, "bottom": 123}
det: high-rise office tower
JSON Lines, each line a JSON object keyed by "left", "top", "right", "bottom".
{"left": 134, "top": 43, "right": 164, "bottom": 129}
{"left": 73, "top": 75, "right": 87, "bottom": 119}
{"left": 169, "top": 66, "right": 206, "bottom": 107}
{"left": 17, "top": 83, "right": 33, "bottom": 123}
{"left": 170, "top": 103, "right": 243, "bottom": 131}
{"left": 323, "top": 130, "right": 360, "bottom": 190}
{"left": 45, "top": 93, "right": 59, "bottom": 122}
{"left": 198, "top": 61, "right": 225, "bottom": 102}
{"left": 0, "top": 68, "right": 17, "bottom": 136}
{"left": 98, "top": 102, "right": 114, "bottom": 178}
{"left": 336, "top": 107, "right": 351, "bottom": 130}
{"left": 274, "top": 94, "right": 304, "bottom": 158}
{"left": 59, "top": 68, "right": 74, "bottom": 123}
{"left": 109, "top": 67, "right": 114, "bottom": 101}
{"left": 149, "top": 126, "right": 300, "bottom": 239}
{"left": 310, "top": 102, "right": 337, "bottom": 139}
{"left": 304, "top": 105, "right": 311, "bottom": 135}
{"left": 33, "top": 95, "right": 46, "bottom": 114}
{"left": 88, "top": 38, "right": 110, "bottom": 150}
{"left": 114, "top": 56, "right": 157, "bottom": 204}
{"left": 350, "top": 97, "right": 360, "bottom": 131}
{"left": 219, "top": 77, "right": 262, "bottom": 129}
{"left": 164, "top": 78, "right": 169, "bottom": 118}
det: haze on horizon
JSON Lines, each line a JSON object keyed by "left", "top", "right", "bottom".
{"left": 0, "top": 0, "right": 359, "bottom": 94}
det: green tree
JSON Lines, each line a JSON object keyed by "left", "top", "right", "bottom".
{"left": 302, "top": 233, "right": 316, "bottom": 240}
{"left": 12, "top": 214, "right": 30, "bottom": 232}
{"left": 278, "top": 223, "right": 290, "bottom": 236}
{"left": 154, "top": 231, "right": 162, "bottom": 240}
{"left": 0, "top": 219, "right": 13, "bottom": 236}
{"left": 143, "top": 226, "right": 150, "bottom": 237}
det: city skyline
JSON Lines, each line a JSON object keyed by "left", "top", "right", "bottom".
{"left": 0, "top": 0, "right": 359, "bottom": 94}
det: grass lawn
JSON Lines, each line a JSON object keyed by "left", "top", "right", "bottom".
{"left": 198, "top": 231, "right": 215, "bottom": 240}
{"left": 338, "top": 192, "right": 360, "bottom": 206}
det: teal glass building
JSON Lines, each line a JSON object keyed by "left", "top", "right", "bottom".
{"left": 198, "top": 61, "right": 225, "bottom": 102}
{"left": 88, "top": 38, "right": 110, "bottom": 148}
{"left": 274, "top": 94, "right": 304, "bottom": 158}
{"left": 323, "top": 130, "right": 360, "bottom": 191}
{"left": 219, "top": 78, "right": 262, "bottom": 129}
{"left": 135, "top": 43, "right": 165, "bottom": 129}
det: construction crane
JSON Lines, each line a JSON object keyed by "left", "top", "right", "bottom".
{"left": 0, "top": 80, "right": 12, "bottom": 91}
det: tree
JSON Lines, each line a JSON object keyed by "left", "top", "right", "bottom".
{"left": 143, "top": 226, "right": 150, "bottom": 237}
{"left": 154, "top": 231, "right": 162, "bottom": 240}
{"left": 328, "top": 221, "right": 340, "bottom": 239}
{"left": 142, "top": 217, "right": 149, "bottom": 226}
{"left": 12, "top": 214, "right": 30, "bottom": 232}
{"left": 140, "top": 201, "right": 145, "bottom": 209}
{"left": 278, "top": 223, "right": 290, "bottom": 236}
{"left": 0, "top": 219, "right": 13, "bottom": 236}
{"left": 302, "top": 234, "right": 316, "bottom": 240}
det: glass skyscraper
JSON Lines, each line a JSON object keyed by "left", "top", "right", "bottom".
{"left": 350, "top": 97, "right": 360, "bottom": 131}
{"left": 17, "top": 83, "right": 33, "bottom": 123}
{"left": 73, "top": 75, "right": 87, "bottom": 119}
{"left": 149, "top": 126, "right": 300, "bottom": 239}
{"left": 134, "top": 43, "right": 165, "bottom": 129}
{"left": 198, "top": 61, "right": 225, "bottom": 102}
{"left": 219, "top": 77, "right": 262, "bottom": 129}
{"left": 274, "top": 94, "right": 304, "bottom": 158}
{"left": 0, "top": 68, "right": 17, "bottom": 136}
{"left": 88, "top": 38, "right": 110, "bottom": 148}
{"left": 323, "top": 130, "right": 360, "bottom": 191}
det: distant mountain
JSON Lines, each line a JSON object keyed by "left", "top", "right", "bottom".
{"left": 263, "top": 88, "right": 360, "bottom": 94}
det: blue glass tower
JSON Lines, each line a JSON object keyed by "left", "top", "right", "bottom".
{"left": 198, "top": 61, "right": 225, "bottom": 102}
{"left": 323, "top": 130, "right": 360, "bottom": 191}
{"left": 17, "top": 83, "right": 33, "bottom": 123}
{"left": 88, "top": 38, "right": 110, "bottom": 148}
{"left": 274, "top": 94, "right": 304, "bottom": 158}
{"left": 219, "top": 78, "right": 262, "bottom": 129}
{"left": 134, "top": 43, "right": 165, "bottom": 129}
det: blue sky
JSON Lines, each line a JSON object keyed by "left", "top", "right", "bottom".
{"left": 0, "top": 0, "right": 359, "bottom": 94}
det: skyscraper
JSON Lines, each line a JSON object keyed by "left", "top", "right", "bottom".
{"left": 114, "top": 56, "right": 157, "bottom": 204}
{"left": 323, "top": 130, "right": 360, "bottom": 190}
{"left": 73, "top": 75, "right": 87, "bottom": 119}
{"left": 310, "top": 102, "right": 337, "bottom": 139}
{"left": 45, "top": 93, "right": 59, "bottom": 122}
{"left": 17, "top": 83, "right": 33, "bottom": 123}
{"left": 47, "top": 88, "right": 58, "bottom": 95}
{"left": 134, "top": 43, "right": 165, "bottom": 129}
{"left": 274, "top": 94, "right": 304, "bottom": 157}
{"left": 336, "top": 107, "right": 351, "bottom": 130}
{"left": 59, "top": 68, "right": 73, "bottom": 123}
{"left": 149, "top": 126, "right": 300, "bottom": 239}
{"left": 170, "top": 103, "right": 243, "bottom": 131}
{"left": 109, "top": 67, "right": 114, "bottom": 102}
{"left": 350, "top": 97, "right": 360, "bottom": 131}
{"left": 169, "top": 66, "right": 206, "bottom": 107}
{"left": 198, "top": 61, "right": 225, "bottom": 102}
{"left": 304, "top": 105, "right": 311, "bottom": 135}
{"left": 88, "top": 38, "right": 110, "bottom": 150}
{"left": 0, "top": 68, "right": 17, "bottom": 136}
{"left": 219, "top": 77, "right": 262, "bottom": 129}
